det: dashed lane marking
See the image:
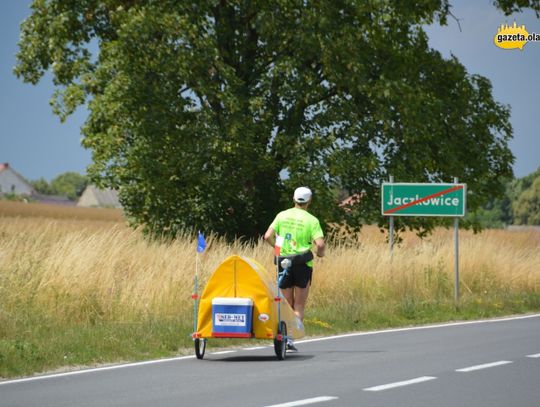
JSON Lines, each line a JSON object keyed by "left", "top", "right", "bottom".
{"left": 363, "top": 376, "right": 437, "bottom": 392}
{"left": 262, "top": 396, "right": 338, "bottom": 407}
{"left": 455, "top": 361, "right": 513, "bottom": 372}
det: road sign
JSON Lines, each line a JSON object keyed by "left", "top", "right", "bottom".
{"left": 381, "top": 183, "right": 467, "bottom": 217}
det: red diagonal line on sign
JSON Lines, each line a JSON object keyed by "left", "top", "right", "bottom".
{"left": 385, "top": 185, "right": 464, "bottom": 215}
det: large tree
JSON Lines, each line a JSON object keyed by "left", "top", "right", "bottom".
{"left": 15, "top": 0, "right": 539, "bottom": 239}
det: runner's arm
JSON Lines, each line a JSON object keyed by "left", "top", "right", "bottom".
{"left": 263, "top": 227, "right": 275, "bottom": 247}
{"left": 314, "top": 237, "right": 325, "bottom": 257}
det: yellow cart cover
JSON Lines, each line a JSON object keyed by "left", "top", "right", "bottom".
{"left": 196, "top": 255, "right": 305, "bottom": 340}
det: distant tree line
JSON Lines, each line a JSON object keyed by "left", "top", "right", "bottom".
{"left": 31, "top": 172, "right": 88, "bottom": 201}
{"left": 467, "top": 166, "right": 540, "bottom": 227}
{"left": 22, "top": 168, "right": 540, "bottom": 228}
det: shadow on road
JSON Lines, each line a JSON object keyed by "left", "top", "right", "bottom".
{"left": 207, "top": 354, "right": 315, "bottom": 362}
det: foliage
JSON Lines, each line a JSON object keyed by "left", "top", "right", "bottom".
{"left": 31, "top": 172, "right": 88, "bottom": 200}
{"left": 31, "top": 177, "right": 54, "bottom": 195}
{"left": 15, "top": 0, "right": 537, "bottom": 239}
{"left": 511, "top": 166, "right": 540, "bottom": 196}
{"left": 513, "top": 176, "right": 540, "bottom": 225}
{"left": 466, "top": 167, "right": 540, "bottom": 227}
{"left": 50, "top": 172, "right": 88, "bottom": 200}
{"left": 493, "top": 0, "right": 540, "bottom": 16}
{"left": 465, "top": 177, "right": 513, "bottom": 229}
{"left": 0, "top": 193, "right": 34, "bottom": 203}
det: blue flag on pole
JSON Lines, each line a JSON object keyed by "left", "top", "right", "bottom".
{"left": 197, "top": 231, "right": 207, "bottom": 253}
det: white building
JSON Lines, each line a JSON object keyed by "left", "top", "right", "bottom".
{"left": 77, "top": 185, "right": 122, "bottom": 208}
{"left": 0, "top": 163, "right": 35, "bottom": 195}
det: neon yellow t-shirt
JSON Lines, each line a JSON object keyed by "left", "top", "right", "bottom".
{"left": 270, "top": 207, "right": 324, "bottom": 265}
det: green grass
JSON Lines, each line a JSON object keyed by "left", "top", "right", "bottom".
{"left": 0, "top": 309, "right": 193, "bottom": 377}
{"left": 306, "top": 292, "right": 540, "bottom": 336}
{"left": 2, "top": 294, "right": 539, "bottom": 378}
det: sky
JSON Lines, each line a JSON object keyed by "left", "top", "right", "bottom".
{"left": 0, "top": 1, "right": 538, "bottom": 182}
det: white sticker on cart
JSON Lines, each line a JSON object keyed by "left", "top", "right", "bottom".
{"left": 215, "top": 313, "right": 246, "bottom": 326}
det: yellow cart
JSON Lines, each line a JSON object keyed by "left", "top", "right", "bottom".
{"left": 192, "top": 255, "right": 305, "bottom": 360}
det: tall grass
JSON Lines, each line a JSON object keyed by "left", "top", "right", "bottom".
{"left": 309, "top": 228, "right": 540, "bottom": 330}
{"left": 1, "top": 202, "right": 539, "bottom": 377}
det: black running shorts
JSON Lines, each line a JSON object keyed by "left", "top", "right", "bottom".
{"left": 277, "top": 262, "right": 313, "bottom": 289}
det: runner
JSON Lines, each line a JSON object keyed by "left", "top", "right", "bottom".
{"left": 264, "top": 186, "right": 325, "bottom": 351}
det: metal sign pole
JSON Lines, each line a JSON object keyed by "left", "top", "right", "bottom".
{"left": 453, "top": 177, "right": 460, "bottom": 306}
{"left": 389, "top": 175, "right": 394, "bottom": 258}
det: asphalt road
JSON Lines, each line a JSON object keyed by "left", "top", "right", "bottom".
{"left": 1, "top": 314, "right": 539, "bottom": 407}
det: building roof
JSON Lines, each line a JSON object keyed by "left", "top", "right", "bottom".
{"left": 33, "top": 193, "right": 76, "bottom": 206}
{"left": 339, "top": 192, "right": 365, "bottom": 208}
{"left": 0, "top": 162, "right": 35, "bottom": 195}
{"left": 77, "top": 185, "right": 122, "bottom": 208}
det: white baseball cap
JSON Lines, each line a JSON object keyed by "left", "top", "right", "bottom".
{"left": 293, "top": 187, "right": 312, "bottom": 203}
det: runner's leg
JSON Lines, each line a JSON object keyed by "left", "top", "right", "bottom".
{"left": 292, "top": 284, "right": 310, "bottom": 321}
{"left": 281, "top": 287, "right": 294, "bottom": 310}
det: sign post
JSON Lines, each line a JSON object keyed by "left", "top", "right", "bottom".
{"left": 453, "top": 178, "right": 460, "bottom": 305}
{"left": 389, "top": 175, "right": 394, "bottom": 258}
{"left": 381, "top": 181, "right": 467, "bottom": 306}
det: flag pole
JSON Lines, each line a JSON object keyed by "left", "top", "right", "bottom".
{"left": 193, "top": 249, "right": 199, "bottom": 335}
{"left": 193, "top": 231, "right": 207, "bottom": 336}
{"left": 193, "top": 231, "right": 205, "bottom": 336}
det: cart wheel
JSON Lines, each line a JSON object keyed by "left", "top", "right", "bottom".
{"left": 274, "top": 321, "right": 287, "bottom": 361}
{"left": 195, "top": 338, "right": 206, "bottom": 360}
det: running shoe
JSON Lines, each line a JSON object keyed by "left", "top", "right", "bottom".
{"left": 286, "top": 339, "right": 298, "bottom": 352}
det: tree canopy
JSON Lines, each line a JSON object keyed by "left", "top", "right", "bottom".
{"left": 514, "top": 176, "right": 540, "bottom": 225}
{"left": 15, "top": 0, "right": 540, "bottom": 239}
{"left": 466, "top": 166, "right": 540, "bottom": 227}
{"left": 32, "top": 172, "right": 88, "bottom": 200}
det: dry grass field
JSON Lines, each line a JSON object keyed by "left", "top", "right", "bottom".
{"left": 1, "top": 200, "right": 539, "bottom": 377}
{"left": 0, "top": 200, "right": 123, "bottom": 222}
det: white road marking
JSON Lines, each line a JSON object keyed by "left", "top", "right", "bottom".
{"left": 0, "top": 355, "right": 196, "bottom": 386}
{"left": 456, "top": 361, "right": 513, "bottom": 372}
{"left": 263, "top": 396, "right": 338, "bottom": 407}
{"left": 244, "top": 346, "right": 268, "bottom": 351}
{"left": 296, "top": 313, "right": 540, "bottom": 346}
{"left": 363, "top": 376, "right": 437, "bottom": 392}
{"left": 211, "top": 350, "right": 237, "bottom": 355}
{"left": 526, "top": 353, "right": 540, "bottom": 358}
{"left": 1, "top": 313, "right": 538, "bottom": 386}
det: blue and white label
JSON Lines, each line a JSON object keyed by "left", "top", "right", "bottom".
{"left": 215, "top": 313, "right": 246, "bottom": 327}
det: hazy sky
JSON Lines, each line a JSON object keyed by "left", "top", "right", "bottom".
{"left": 1, "top": 1, "right": 538, "bottom": 182}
